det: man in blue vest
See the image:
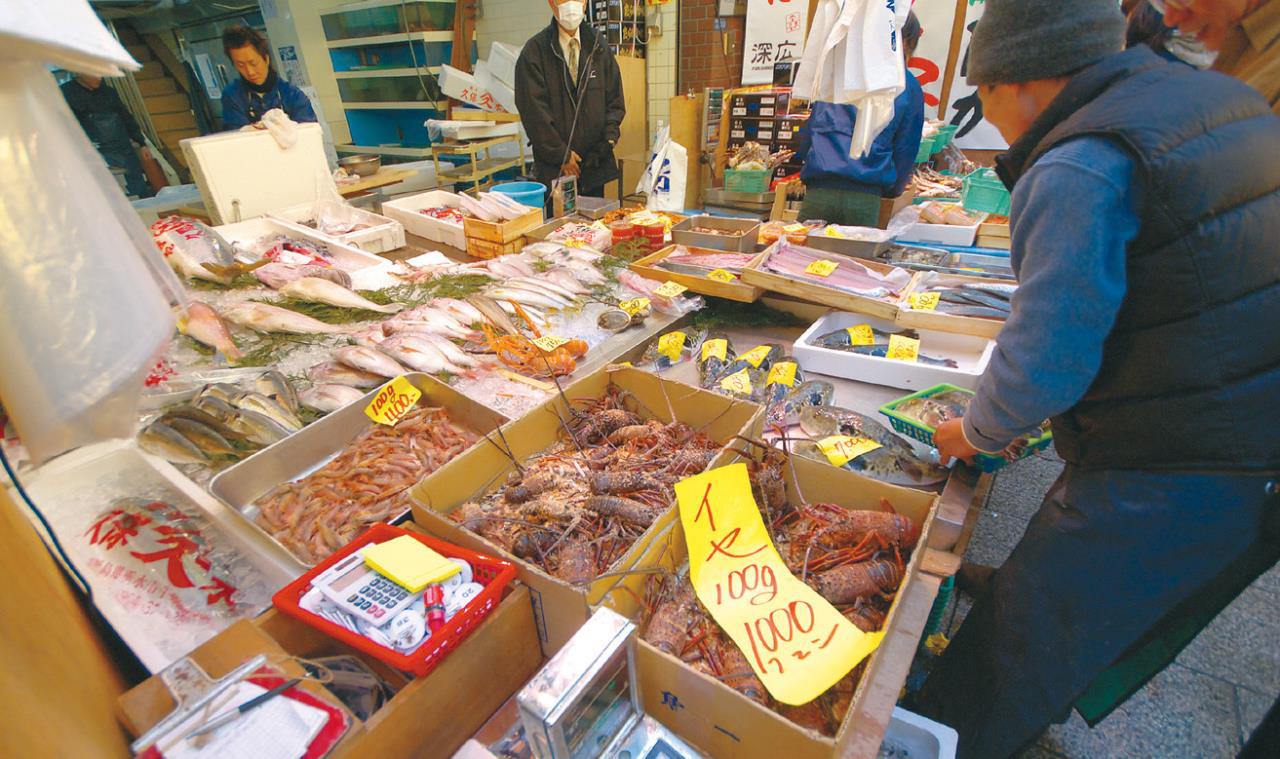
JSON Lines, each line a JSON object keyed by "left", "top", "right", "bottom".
{"left": 920, "top": 0, "right": 1280, "bottom": 755}
{"left": 219, "top": 25, "right": 316, "bottom": 130}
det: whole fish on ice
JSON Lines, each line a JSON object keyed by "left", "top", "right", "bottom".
{"left": 299, "top": 384, "right": 366, "bottom": 414}
{"left": 279, "top": 277, "right": 404, "bottom": 314}
{"left": 254, "top": 262, "right": 352, "bottom": 290}
{"left": 222, "top": 302, "right": 354, "bottom": 334}
{"left": 177, "top": 301, "right": 243, "bottom": 364}
{"left": 334, "top": 345, "right": 409, "bottom": 379}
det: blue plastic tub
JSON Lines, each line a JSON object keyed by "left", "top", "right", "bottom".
{"left": 491, "top": 181, "right": 546, "bottom": 208}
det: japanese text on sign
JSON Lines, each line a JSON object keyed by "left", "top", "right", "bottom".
{"left": 816, "top": 435, "right": 883, "bottom": 467}
{"left": 702, "top": 338, "right": 729, "bottom": 362}
{"left": 845, "top": 324, "right": 875, "bottom": 346}
{"left": 674, "top": 464, "right": 884, "bottom": 705}
{"left": 805, "top": 259, "right": 839, "bottom": 277}
{"left": 365, "top": 376, "right": 422, "bottom": 426}
{"left": 767, "top": 361, "right": 797, "bottom": 387}
{"left": 707, "top": 269, "right": 738, "bottom": 283}
{"left": 886, "top": 335, "right": 921, "bottom": 362}
{"left": 742, "top": 0, "right": 807, "bottom": 85}
{"left": 658, "top": 331, "right": 687, "bottom": 362}
{"left": 655, "top": 281, "right": 688, "bottom": 298}
{"left": 531, "top": 335, "right": 571, "bottom": 352}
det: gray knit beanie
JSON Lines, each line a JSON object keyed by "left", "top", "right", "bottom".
{"left": 968, "top": 0, "right": 1126, "bottom": 86}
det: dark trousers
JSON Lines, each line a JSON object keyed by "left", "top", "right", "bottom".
{"left": 100, "top": 143, "right": 152, "bottom": 198}
{"left": 916, "top": 466, "right": 1280, "bottom": 758}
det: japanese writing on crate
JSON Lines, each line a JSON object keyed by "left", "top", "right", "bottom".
{"left": 456, "top": 85, "right": 508, "bottom": 113}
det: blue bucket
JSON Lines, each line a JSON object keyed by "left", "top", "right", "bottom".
{"left": 491, "top": 181, "right": 546, "bottom": 209}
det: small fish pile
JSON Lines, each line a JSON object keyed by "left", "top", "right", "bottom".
{"left": 763, "top": 242, "right": 913, "bottom": 299}
{"left": 907, "top": 167, "right": 963, "bottom": 199}
{"left": 255, "top": 403, "right": 480, "bottom": 565}
{"left": 138, "top": 371, "right": 302, "bottom": 465}
{"left": 911, "top": 273, "right": 1016, "bottom": 320}
{"left": 810, "top": 325, "right": 959, "bottom": 368}
{"left": 452, "top": 386, "right": 724, "bottom": 585}
{"left": 640, "top": 447, "right": 918, "bottom": 735}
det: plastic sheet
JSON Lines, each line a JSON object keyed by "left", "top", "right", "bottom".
{"left": 0, "top": 61, "right": 182, "bottom": 465}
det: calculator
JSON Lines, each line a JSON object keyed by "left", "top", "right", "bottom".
{"left": 314, "top": 548, "right": 424, "bottom": 625}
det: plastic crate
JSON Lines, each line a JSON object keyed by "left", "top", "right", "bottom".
{"left": 932, "top": 124, "right": 959, "bottom": 153}
{"left": 272, "top": 523, "right": 516, "bottom": 677}
{"left": 724, "top": 168, "right": 771, "bottom": 193}
{"left": 962, "top": 168, "right": 1012, "bottom": 216}
{"left": 878, "top": 383, "right": 1052, "bottom": 472}
{"left": 914, "top": 133, "right": 937, "bottom": 163}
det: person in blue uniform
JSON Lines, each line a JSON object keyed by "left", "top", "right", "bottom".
{"left": 61, "top": 73, "right": 154, "bottom": 198}
{"left": 797, "top": 11, "right": 925, "bottom": 227}
{"left": 219, "top": 25, "right": 316, "bottom": 130}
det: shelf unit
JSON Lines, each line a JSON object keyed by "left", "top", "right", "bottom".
{"left": 336, "top": 144, "right": 434, "bottom": 158}
{"left": 431, "top": 134, "right": 524, "bottom": 193}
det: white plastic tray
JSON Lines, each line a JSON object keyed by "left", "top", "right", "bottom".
{"left": 381, "top": 189, "right": 467, "bottom": 249}
{"left": 267, "top": 200, "right": 406, "bottom": 254}
{"left": 880, "top": 707, "right": 959, "bottom": 759}
{"left": 213, "top": 217, "right": 388, "bottom": 273}
{"left": 793, "top": 311, "right": 996, "bottom": 391}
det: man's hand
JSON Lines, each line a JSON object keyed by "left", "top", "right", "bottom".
{"left": 935, "top": 418, "right": 980, "bottom": 465}
{"left": 139, "top": 146, "right": 153, "bottom": 161}
{"left": 561, "top": 150, "right": 581, "bottom": 177}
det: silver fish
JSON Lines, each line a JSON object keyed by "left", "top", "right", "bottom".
{"left": 255, "top": 370, "right": 299, "bottom": 413}
{"left": 234, "top": 391, "right": 304, "bottom": 431}
{"left": 485, "top": 287, "right": 567, "bottom": 311}
{"left": 226, "top": 408, "right": 292, "bottom": 447}
{"left": 165, "top": 417, "right": 238, "bottom": 458}
{"left": 159, "top": 406, "right": 245, "bottom": 441}
{"left": 192, "top": 395, "right": 240, "bottom": 423}
{"left": 223, "top": 302, "right": 355, "bottom": 334}
{"left": 308, "top": 361, "right": 385, "bottom": 388}
{"left": 334, "top": 345, "right": 409, "bottom": 379}
{"left": 798, "top": 405, "right": 949, "bottom": 487}
{"left": 138, "top": 420, "right": 209, "bottom": 464}
{"left": 299, "top": 384, "right": 366, "bottom": 414}
{"left": 466, "top": 295, "right": 520, "bottom": 334}
{"left": 254, "top": 262, "right": 353, "bottom": 290}
{"left": 279, "top": 277, "right": 405, "bottom": 314}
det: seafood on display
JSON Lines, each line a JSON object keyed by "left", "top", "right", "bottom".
{"left": 759, "top": 220, "right": 817, "bottom": 246}
{"left": 639, "top": 446, "right": 919, "bottom": 735}
{"left": 279, "top": 277, "right": 405, "bottom": 314}
{"left": 222, "top": 302, "right": 356, "bottom": 335}
{"left": 910, "top": 272, "right": 1016, "bottom": 320}
{"left": 299, "top": 383, "right": 366, "bottom": 413}
{"left": 451, "top": 386, "right": 725, "bottom": 584}
{"left": 727, "top": 141, "right": 795, "bottom": 170}
{"left": 890, "top": 388, "right": 1051, "bottom": 463}
{"left": 917, "top": 201, "right": 983, "bottom": 227}
{"left": 762, "top": 242, "right": 913, "bottom": 299}
{"left": 255, "top": 403, "right": 481, "bottom": 564}
{"left": 656, "top": 247, "right": 758, "bottom": 276}
{"left": 418, "top": 206, "right": 466, "bottom": 224}
{"left": 150, "top": 217, "right": 265, "bottom": 285}
{"left": 547, "top": 221, "right": 611, "bottom": 250}
{"left": 177, "top": 301, "right": 243, "bottom": 365}
{"left": 809, "top": 326, "right": 959, "bottom": 368}
{"left": 907, "top": 167, "right": 964, "bottom": 199}
{"left": 253, "top": 262, "right": 353, "bottom": 290}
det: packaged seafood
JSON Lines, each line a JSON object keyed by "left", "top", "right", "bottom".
{"left": 213, "top": 216, "right": 387, "bottom": 273}
{"left": 268, "top": 199, "right": 405, "bottom": 254}
{"left": 546, "top": 221, "right": 612, "bottom": 250}
{"left": 630, "top": 244, "right": 765, "bottom": 303}
{"left": 382, "top": 190, "right": 469, "bottom": 249}
{"left": 894, "top": 271, "right": 1016, "bottom": 340}
{"left": 760, "top": 220, "right": 819, "bottom": 246}
{"left": 894, "top": 203, "right": 986, "bottom": 247}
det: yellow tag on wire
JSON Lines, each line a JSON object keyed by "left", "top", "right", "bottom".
{"left": 740, "top": 345, "right": 773, "bottom": 368}
{"left": 707, "top": 269, "right": 738, "bottom": 283}
{"left": 766, "top": 361, "right": 798, "bottom": 387}
{"left": 655, "top": 281, "right": 688, "bottom": 298}
{"left": 365, "top": 376, "right": 422, "bottom": 427}
{"left": 719, "top": 368, "right": 753, "bottom": 396}
{"left": 886, "top": 335, "right": 921, "bottom": 362}
{"left": 674, "top": 464, "right": 883, "bottom": 705}
{"left": 908, "top": 292, "right": 940, "bottom": 311}
{"left": 619, "top": 297, "right": 650, "bottom": 316}
{"left": 845, "top": 324, "right": 875, "bottom": 346}
{"left": 805, "top": 259, "right": 839, "bottom": 277}
{"left": 815, "top": 435, "right": 883, "bottom": 466}
{"left": 530, "top": 335, "right": 571, "bottom": 352}
{"left": 701, "top": 338, "right": 728, "bottom": 362}
{"left": 658, "top": 331, "right": 687, "bottom": 361}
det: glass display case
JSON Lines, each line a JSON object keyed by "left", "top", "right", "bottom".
{"left": 337, "top": 74, "right": 442, "bottom": 103}
{"left": 321, "top": 0, "right": 456, "bottom": 41}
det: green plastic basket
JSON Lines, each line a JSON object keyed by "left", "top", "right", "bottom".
{"left": 962, "top": 168, "right": 1012, "bottom": 215}
{"left": 724, "top": 168, "right": 771, "bottom": 193}
{"left": 914, "top": 133, "right": 937, "bottom": 163}
{"left": 934, "top": 124, "right": 959, "bottom": 150}
{"left": 878, "top": 383, "right": 1053, "bottom": 472}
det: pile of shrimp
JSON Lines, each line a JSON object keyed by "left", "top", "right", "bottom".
{"left": 451, "top": 385, "right": 724, "bottom": 584}
{"left": 255, "top": 404, "right": 480, "bottom": 564}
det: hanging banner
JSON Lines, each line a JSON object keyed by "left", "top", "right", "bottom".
{"left": 908, "top": 0, "right": 959, "bottom": 119}
{"left": 945, "top": 1, "right": 1008, "bottom": 150}
{"left": 741, "top": 0, "right": 807, "bottom": 86}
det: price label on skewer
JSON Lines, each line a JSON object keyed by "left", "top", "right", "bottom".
{"left": 805, "top": 259, "right": 840, "bottom": 278}
{"left": 908, "top": 292, "right": 940, "bottom": 311}
{"left": 719, "top": 368, "right": 753, "bottom": 396}
{"left": 845, "top": 324, "right": 876, "bottom": 346}
{"left": 365, "top": 376, "right": 422, "bottom": 426}
{"left": 658, "top": 331, "right": 687, "bottom": 361}
{"left": 655, "top": 281, "right": 688, "bottom": 298}
{"left": 619, "top": 297, "right": 650, "bottom": 316}
{"left": 707, "top": 269, "right": 738, "bottom": 283}
{"left": 701, "top": 338, "right": 728, "bottom": 362}
{"left": 530, "top": 335, "right": 571, "bottom": 352}
{"left": 767, "top": 361, "right": 798, "bottom": 387}
{"left": 886, "top": 335, "right": 921, "bottom": 362}
{"left": 816, "top": 435, "right": 883, "bottom": 467}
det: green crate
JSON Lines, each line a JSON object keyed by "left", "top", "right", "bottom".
{"left": 934, "top": 124, "right": 959, "bottom": 151}
{"left": 878, "top": 383, "right": 1053, "bottom": 472}
{"left": 914, "top": 133, "right": 937, "bottom": 163}
{"left": 724, "top": 168, "right": 771, "bottom": 193}
{"left": 962, "top": 168, "right": 1011, "bottom": 216}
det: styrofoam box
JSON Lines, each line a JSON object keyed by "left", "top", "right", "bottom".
{"left": 213, "top": 217, "right": 386, "bottom": 272}
{"left": 267, "top": 200, "right": 406, "bottom": 254}
{"left": 793, "top": 311, "right": 996, "bottom": 391}
{"left": 488, "top": 42, "right": 520, "bottom": 88}
{"left": 381, "top": 190, "right": 467, "bottom": 249}
{"left": 880, "top": 707, "right": 959, "bottom": 759}
{"left": 898, "top": 216, "right": 984, "bottom": 247}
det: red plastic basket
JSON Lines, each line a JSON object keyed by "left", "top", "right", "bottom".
{"left": 272, "top": 523, "right": 517, "bottom": 677}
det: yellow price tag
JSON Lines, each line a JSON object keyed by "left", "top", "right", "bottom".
{"left": 719, "top": 368, "right": 753, "bottom": 396}
{"left": 701, "top": 338, "right": 728, "bottom": 362}
{"left": 655, "top": 281, "right": 688, "bottom": 298}
{"left": 364, "top": 376, "right": 422, "bottom": 427}
{"left": 658, "top": 331, "right": 687, "bottom": 362}
{"left": 530, "top": 335, "right": 571, "bottom": 352}
{"left": 804, "top": 259, "right": 840, "bottom": 278}
{"left": 767, "top": 361, "right": 798, "bottom": 387}
{"left": 619, "top": 297, "right": 650, "bottom": 316}
{"left": 908, "top": 292, "right": 941, "bottom": 311}
{"left": 783, "top": 223, "right": 808, "bottom": 234}
{"left": 707, "top": 269, "right": 738, "bottom": 283}
{"left": 823, "top": 226, "right": 847, "bottom": 238}
{"left": 815, "top": 435, "right": 883, "bottom": 467}
{"left": 739, "top": 345, "right": 773, "bottom": 368}
{"left": 845, "top": 324, "right": 876, "bottom": 346}
{"left": 886, "top": 334, "right": 921, "bottom": 362}
{"left": 675, "top": 464, "right": 883, "bottom": 705}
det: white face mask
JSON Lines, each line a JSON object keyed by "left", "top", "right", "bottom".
{"left": 557, "top": 1, "right": 584, "bottom": 30}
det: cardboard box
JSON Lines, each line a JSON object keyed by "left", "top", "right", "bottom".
{"left": 409, "top": 366, "right": 761, "bottom": 656}
{"left": 601, "top": 449, "right": 945, "bottom": 759}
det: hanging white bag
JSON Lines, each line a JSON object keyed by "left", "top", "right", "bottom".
{"left": 649, "top": 137, "right": 687, "bottom": 211}
{"left": 840, "top": 0, "right": 906, "bottom": 158}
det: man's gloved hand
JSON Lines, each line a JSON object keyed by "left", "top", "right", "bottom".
{"left": 561, "top": 150, "right": 581, "bottom": 177}
{"left": 935, "top": 418, "right": 979, "bottom": 465}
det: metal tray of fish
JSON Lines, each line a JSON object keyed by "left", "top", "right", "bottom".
{"left": 209, "top": 372, "right": 509, "bottom": 569}
{"left": 213, "top": 217, "right": 388, "bottom": 272}
{"left": 670, "top": 214, "right": 761, "bottom": 252}
{"left": 803, "top": 229, "right": 894, "bottom": 260}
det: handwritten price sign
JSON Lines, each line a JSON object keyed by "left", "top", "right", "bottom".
{"left": 845, "top": 324, "right": 875, "bottom": 346}
{"left": 674, "top": 464, "right": 883, "bottom": 705}
{"left": 767, "top": 361, "right": 798, "bottom": 387}
{"left": 707, "top": 269, "right": 738, "bottom": 283}
{"left": 804, "top": 259, "right": 839, "bottom": 278}
{"left": 701, "top": 338, "right": 729, "bottom": 362}
{"left": 816, "top": 435, "right": 883, "bottom": 467}
{"left": 908, "top": 292, "right": 940, "bottom": 311}
{"left": 658, "top": 331, "right": 687, "bottom": 362}
{"left": 619, "top": 297, "right": 650, "bottom": 316}
{"left": 886, "top": 335, "right": 921, "bottom": 362}
{"left": 530, "top": 335, "right": 570, "bottom": 352}
{"left": 655, "top": 281, "right": 688, "bottom": 298}
{"left": 739, "top": 345, "right": 773, "bottom": 369}
{"left": 365, "top": 376, "right": 422, "bottom": 426}
{"left": 719, "top": 368, "right": 753, "bottom": 396}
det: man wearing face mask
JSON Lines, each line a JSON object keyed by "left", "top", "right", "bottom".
{"left": 219, "top": 25, "right": 317, "bottom": 130}
{"left": 514, "top": 0, "right": 626, "bottom": 198}
{"left": 1159, "top": 0, "right": 1280, "bottom": 112}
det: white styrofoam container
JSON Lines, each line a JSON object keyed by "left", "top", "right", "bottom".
{"left": 879, "top": 707, "right": 959, "bottom": 759}
{"left": 488, "top": 41, "right": 520, "bottom": 88}
{"left": 213, "top": 217, "right": 387, "bottom": 272}
{"left": 793, "top": 311, "right": 996, "bottom": 391}
{"left": 381, "top": 189, "right": 467, "bottom": 249}
{"left": 898, "top": 216, "right": 984, "bottom": 247}
{"left": 267, "top": 200, "right": 406, "bottom": 254}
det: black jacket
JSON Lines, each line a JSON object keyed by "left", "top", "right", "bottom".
{"left": 61, "top": 79, "right": 145, "bottom": 148}
{"left": 998, "top": 46, "right": 1280, "bottom": 471}
{"left": 514, "top": 20, "right": 624, "bottom": 191}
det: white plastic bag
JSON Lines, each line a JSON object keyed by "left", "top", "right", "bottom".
{"left": 635, "top": 125, "right": 687, "bottom": 211}
{"left": 244, "top": 107, "right": 298, "bottom": 149}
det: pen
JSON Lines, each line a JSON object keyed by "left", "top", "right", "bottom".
{"left": 184, "top": 677, "right": 303, "bottom": 741}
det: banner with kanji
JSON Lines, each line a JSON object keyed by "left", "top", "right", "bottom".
{"left": 742, "top": 0, "right": 808, "bottom": 86}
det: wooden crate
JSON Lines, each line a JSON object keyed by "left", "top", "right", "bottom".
{"left": 894, "top": 270, "right": 1011, "bottom": 339}
{"left": 740, "top": 243, "right": 906, "bottom": 319}
{"left": 466, "top": 236, "right": 525, "bottom": 259}
{"left": 628, "top": 244, "right": 765, "bottom": 303}
{"left": 462, "top": 207, "right": 543, "bottom": 243}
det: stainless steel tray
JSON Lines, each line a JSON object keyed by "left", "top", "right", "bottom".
{"left": 576, "top": 196, "right": 620, "bottom": 219}
{"left": 704, "top": 187, "right": 774, "bottom": 205}
{"left": 209, "top": 372, "right": 509, "bottom": 569}
{"left": 670, "top": 214, "right": 760, "bottom": 252}
{"left": 803, "top": 232, "right": 893, "bottom": 260}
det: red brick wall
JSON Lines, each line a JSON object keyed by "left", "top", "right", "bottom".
{"left": 680, "top": 0, "right": 747, "bottom": 93}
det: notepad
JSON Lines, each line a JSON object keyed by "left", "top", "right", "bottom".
{"left": 363, "top": 535, "right": 460, "bottom": 592}
{"left": 162, "top": 682, "right": 327, "bottom": 759}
